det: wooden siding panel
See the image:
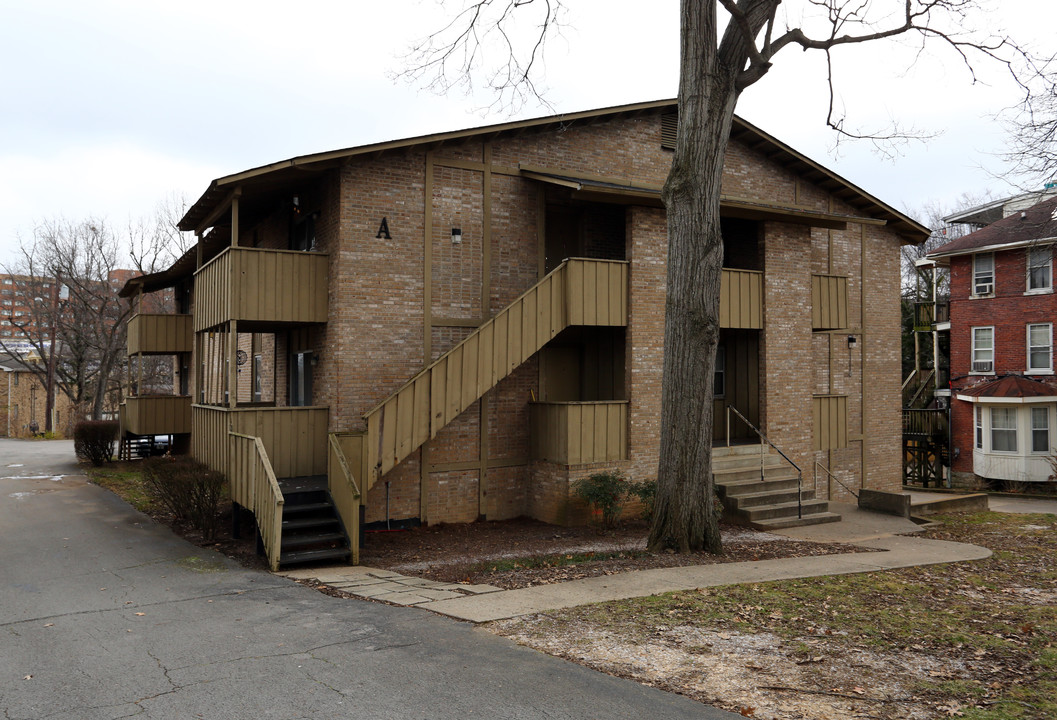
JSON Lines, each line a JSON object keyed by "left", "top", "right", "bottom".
{"left": 813, "top": 395, "right": 848, "bottom": 450}
{"left": 193, "top": 248, "right": 327, "bottom": 330}
{"left": 529, "top": 401, "right": 629, "bottom": 464}
{"left": 811, "top": 275, "right": 849, "bottom": 330}
{"left": 719, "top": 269, "right": 763, "bottom": 329}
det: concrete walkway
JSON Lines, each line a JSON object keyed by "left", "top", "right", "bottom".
{"left": 285, "top": 499, "right": 996, "bottom": 623}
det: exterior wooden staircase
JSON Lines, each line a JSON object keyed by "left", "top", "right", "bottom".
{"left": 276, "top": 476, "right": 351, "bottom": 567}
{"left": 714, "top": 445, "right": 840, "bottom": 530}
{"left": 360, "top": 258, "right": 628, "bottom": 490}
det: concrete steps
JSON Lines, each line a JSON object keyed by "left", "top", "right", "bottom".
{"left": 714, "top": 445, "right": 841, "bottom": 530}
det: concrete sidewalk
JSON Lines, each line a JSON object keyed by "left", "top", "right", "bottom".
{"left": 286, "top": 500, "right": 993, "bottom": 623}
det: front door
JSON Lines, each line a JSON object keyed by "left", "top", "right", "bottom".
{"left": 713, "top": 329, "right": 760, "bottom": 442}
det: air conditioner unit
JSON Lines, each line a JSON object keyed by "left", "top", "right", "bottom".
{"left": 972, "top": 361, "right": 993, "bottom": 373}
{"left": 974, "top": 282, "right": 994, "bottom": 296}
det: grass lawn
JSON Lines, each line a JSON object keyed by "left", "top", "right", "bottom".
{"left": 489, "top": 511, "right": 1057, "bottom": 720}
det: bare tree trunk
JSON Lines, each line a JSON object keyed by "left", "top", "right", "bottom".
{"left": 649, "top": 0, "right": 742, "bottom": 553}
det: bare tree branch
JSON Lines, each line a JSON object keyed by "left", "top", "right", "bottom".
{"left": 393, "top": 0, "right": 567, "bottom": 114}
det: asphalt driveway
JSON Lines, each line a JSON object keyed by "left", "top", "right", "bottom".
{"left": 0, "top": 439, "right": 735, "bottom": 719}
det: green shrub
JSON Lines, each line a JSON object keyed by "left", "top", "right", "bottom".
{"left": 73, "top": 420, "right": 119, "bottom": 466}
{"left": 142, "top": 457, "right": 225, "bottom": 539}
{"left": 573, "top": 471, "right": 629, "bottom": 530}
{"left": 628, "top": 479, "right": 657, "bottom": 522}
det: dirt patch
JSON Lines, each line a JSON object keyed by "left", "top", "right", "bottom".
{"left": 360, "top": 516, "right": 875, "bottom": 589}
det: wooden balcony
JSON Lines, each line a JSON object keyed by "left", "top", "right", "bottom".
{"left": 191, "top": 405, "right": 329, "bottom": 479}
{"left": 194, "top": 247, "right": 328, "bottom": 332}
{"left": 914, "top": 300, "right": 950, "bottom": 331}
{"left": 122, "top": 395, "right": 192, "bottom": 436}
{"left": 529, "top": 401, "right": 628, "bottom": 465}
{"left": 720, "top": 269, "right": 763, "bottom": 329}
{"left": 127, "top": 313, "right": 192, "bottom": 356}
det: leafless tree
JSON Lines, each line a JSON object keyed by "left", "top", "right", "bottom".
{"left": 1003, "top": 65, "right": 1057, "bottom": 187}
{"left": 129, "top": 192, "right": 195, "bottom": 281}
{"left": 1, "top": 219, "right": 130, "bottom": 426}
{"left": 402, "top": 0, "right": 1049, "bottom": 553}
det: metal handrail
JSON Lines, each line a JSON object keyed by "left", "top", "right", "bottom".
{"left": 814, "top": 461, "right": 858, "bottom": 501}
{"left": 726, "top": 405, "right": 803, "bottom": 519}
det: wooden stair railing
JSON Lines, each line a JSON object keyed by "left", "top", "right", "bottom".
{"left": 362, "top": 258, "right": 628, "bottom": 489}
{"left": 229, "top": 431, "right": 284, "bottom": 571}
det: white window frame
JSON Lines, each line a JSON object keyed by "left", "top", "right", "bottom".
{"left": 1027, "top": 245, "right": 1053, "bottom": 293}
{"left": 973, "top": 253, "right": 995, "bottom": 296}
{"left": 975, "top": 405, "right": 983, "bottom": 449}
{"left": 990, "top": 406, "right": 1018, "bottom": 453}
{"left": 1027, "top": 323, "right": 1053, "bottom": 374}
{"left": 1031, "top": 406, "right": 1050, "bottom": 454}
{"left": 971, "top": 326, "right": 994, "bottom": 374}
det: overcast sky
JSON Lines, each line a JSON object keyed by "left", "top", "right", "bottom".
{"left": 2, "top": 0, "right": 1053, "bottom": 268}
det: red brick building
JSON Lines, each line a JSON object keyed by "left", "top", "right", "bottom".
{"left": 120, "top": 101, "right": 927, "bottom": 568}
{"left": 929, "top": 195, "right": 1057, "bottom": 487}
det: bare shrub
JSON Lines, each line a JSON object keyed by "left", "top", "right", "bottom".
{"left": 142, "top": 457, "right": 225, "bottom": 540}
{"left": 73, "top": 420, "right": 118, "bottom": 466}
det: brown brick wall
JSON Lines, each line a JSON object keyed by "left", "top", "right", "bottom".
{"left": 175, "top": 107, "right": 911, "bottom": 525}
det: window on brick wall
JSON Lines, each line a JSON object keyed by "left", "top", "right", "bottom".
{"left": 972, "top": 327, "right": 994, "bottom": 373}
{"left": 990, "top": 407, "right": 1017, "bottom": 452}
{"left": 1028, "top": 323, "right": 1053, "bottom": 373}
{"left": 713, "top": 345, "right": 725, "bottom": 397}
{"left": 973, "top": 253, "right": 994, "bottom": 296}
{"left": 1027, "top": 246, "right": 1053, "bottom": 292}
{"left": 1031, "top": 406, "right": 1050, "bottom": 453}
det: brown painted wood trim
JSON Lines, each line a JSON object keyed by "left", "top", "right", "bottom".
{"left": 195, "top": 187, "right": 241, "bottom": 238}
{"left": 424, "top": 151, "right": 434, "bottom": 363}
{"left": 482, "top": 143, "right": 493, "bottom": 322}
{"left": 859, "top": 221, "right": 868, "bottom": 488}
{"left": 479, "top": 393, "right": 489, "bottom": 519}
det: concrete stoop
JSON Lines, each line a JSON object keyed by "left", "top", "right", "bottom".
{"left": 714, "top": 445, "right": 841, "bottom": 530}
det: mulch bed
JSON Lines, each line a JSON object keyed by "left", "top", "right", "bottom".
{"left": 358, "top": 516, "right": 876, "bottom": 590}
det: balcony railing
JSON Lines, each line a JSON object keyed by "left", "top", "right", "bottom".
{"left": 914, "top": 300, "right": 950, "bottom": 331}
{"left": 529, "top": 401, "right": 628, "bottom": 465}
{"left": 127, "top": 313, "right": 193, "bottom": 356}
{"left": 194, "top": 247, "right": 328, "bottom": 331}
{"left": 719, "top": 269, "right": 762, "bottom": 329}
{"left": 121, "top": 395, "right": 192, "bottom": 436}
{"left": 903, "top": 408, "right": 949, "bottom": 439}
{"left": 192, "top": 405, "right": 329, "bottom": 479}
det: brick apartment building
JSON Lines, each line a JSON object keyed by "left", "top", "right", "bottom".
{"left": 118, "top": 100, "right": 928, "bottom": 568}
{"left": 928, "top": 195, "right": 1057, "bottom": 487}
{"left": 0, "top": 354, "right": 76, "bottom": 437}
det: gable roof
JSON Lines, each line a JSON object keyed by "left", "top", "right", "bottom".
{"left": 930, "top": 195, "right": 1057, "bottom": 259}
{"left": 177, "top": 99, "right": 929, "bottom": 242}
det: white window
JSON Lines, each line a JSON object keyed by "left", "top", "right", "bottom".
{"left": 975, "top": 406, "right": 983, "bottom": 449}
{"left": 973, "top": 253, "right": 994, "bottom": 295}
{"left": 1028, "top": 323, "right": 1053, "bottom": 372}
{"left": 972, "top": 327, "right": 994, "bottom": 373}
{"left": 991, "top": 407, "right": 1018, "bottom": 453}
{"left": 1031, "top": 407, "right": 1050, "bottom": 453}
{"left": 1027, "top": 246, "right": 1052, "bottom": 292}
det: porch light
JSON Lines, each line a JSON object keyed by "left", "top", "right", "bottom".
{"left": 847, "top": 335, "right": 857, "bottom": 348}
{"left": 451, "top": 227, "right": 462, "bottom": 244}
